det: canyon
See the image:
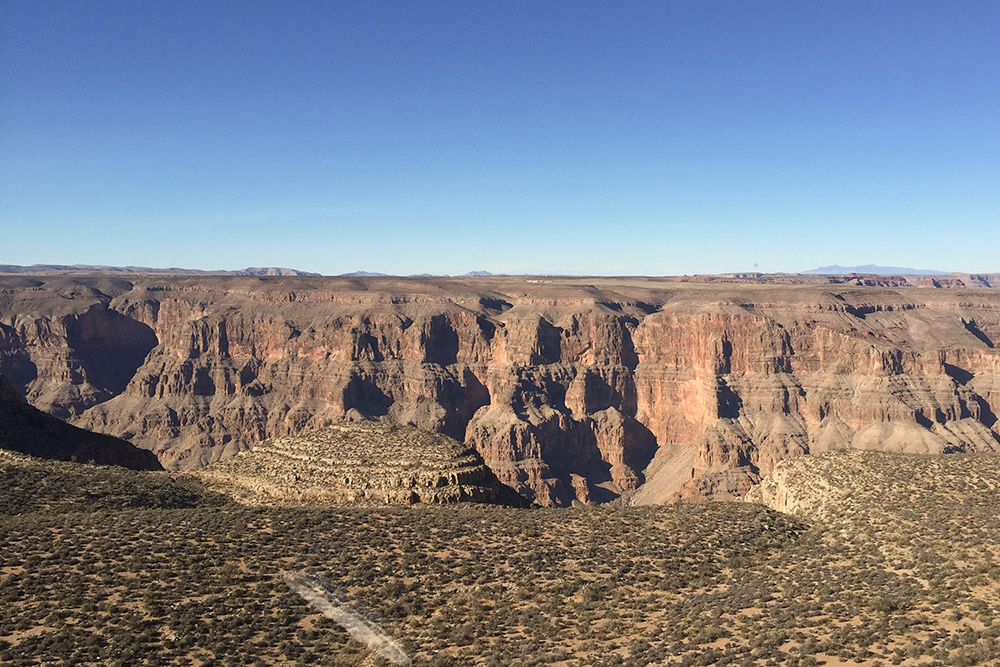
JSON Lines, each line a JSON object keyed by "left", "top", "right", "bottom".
{"left": 1, "top": 273, "right": 999, "bottom": 506}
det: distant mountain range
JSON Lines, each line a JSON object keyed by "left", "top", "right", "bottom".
{"left": 802, "top": 264, "right": 950, "bottom": 276}
{"left": 0, "top": 266, "right": 503, "bottom": 278}
{"left": 0, "top": 265, "right": 320, "bottom": 276}
{"left": 10, "top": 264, "right": 979, "bottom": 279}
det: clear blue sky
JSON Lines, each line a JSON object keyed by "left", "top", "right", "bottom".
{"left": 2, "top": 1, "right": 997, "bottom": 275}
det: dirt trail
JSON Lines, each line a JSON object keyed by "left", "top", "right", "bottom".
{"left": 283, "top": 570, "right": 411, "bottom": 666}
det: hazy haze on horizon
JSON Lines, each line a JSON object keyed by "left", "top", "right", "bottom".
{"left": 2, "top": 1, "right": 997, "bottom": 276}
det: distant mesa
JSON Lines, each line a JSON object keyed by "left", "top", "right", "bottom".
{"left": 0, "top": 264, "right": 319, "bottom": 277}
{"left": 339, "top": 270, "right": 496, "bottom": 278}
{"left": 802, "top": 264, "right": 949, "bottom": 276}
{"left": 239, "top": 267, "right": 320, "bottom": 276}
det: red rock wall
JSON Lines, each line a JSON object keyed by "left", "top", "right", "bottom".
{"left": 2, "top": 276, "right": 999, "bottom": 505}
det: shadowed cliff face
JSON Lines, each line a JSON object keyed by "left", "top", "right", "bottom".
{"left": 1, "top": 275, "right": 999, "bottom": 505}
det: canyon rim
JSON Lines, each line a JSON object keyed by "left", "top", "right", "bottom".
{"left": 1, "top": 273, "right": 999, "bottom": 506}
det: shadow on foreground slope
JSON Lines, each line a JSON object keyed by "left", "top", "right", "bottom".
{"left": 0, "top": 373, "right": 161, "bottom": 470}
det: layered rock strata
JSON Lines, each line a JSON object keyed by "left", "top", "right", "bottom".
{"left": 197, "top": 422, "right": 524, "bottom": 506}
{"left": 1, "top": 275, "right": 999, "bottom": 505}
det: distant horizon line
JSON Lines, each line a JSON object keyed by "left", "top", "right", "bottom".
{"left": 1, "top": 262, "right": 998, "bottom": 279}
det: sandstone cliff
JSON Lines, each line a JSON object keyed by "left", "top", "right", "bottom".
{"left": 1, "top": 275, "right": 999, "bottom": 505}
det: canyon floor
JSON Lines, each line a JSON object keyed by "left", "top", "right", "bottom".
{"left": 3, "top": 447, "right": 1000, "bottom": 666}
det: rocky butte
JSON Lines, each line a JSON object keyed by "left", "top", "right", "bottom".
{"left": 197, "top": 422, "right": 526, "bottom": 507}
{"left": 1, "top": 273, "right": 999, "bottom": 506}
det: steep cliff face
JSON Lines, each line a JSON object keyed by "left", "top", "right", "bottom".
{"left": 1, "top": 275, "right": 998, "bottom": 505}
{"left": 631, "top": 294, "right": 1000, "bottom": 503}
